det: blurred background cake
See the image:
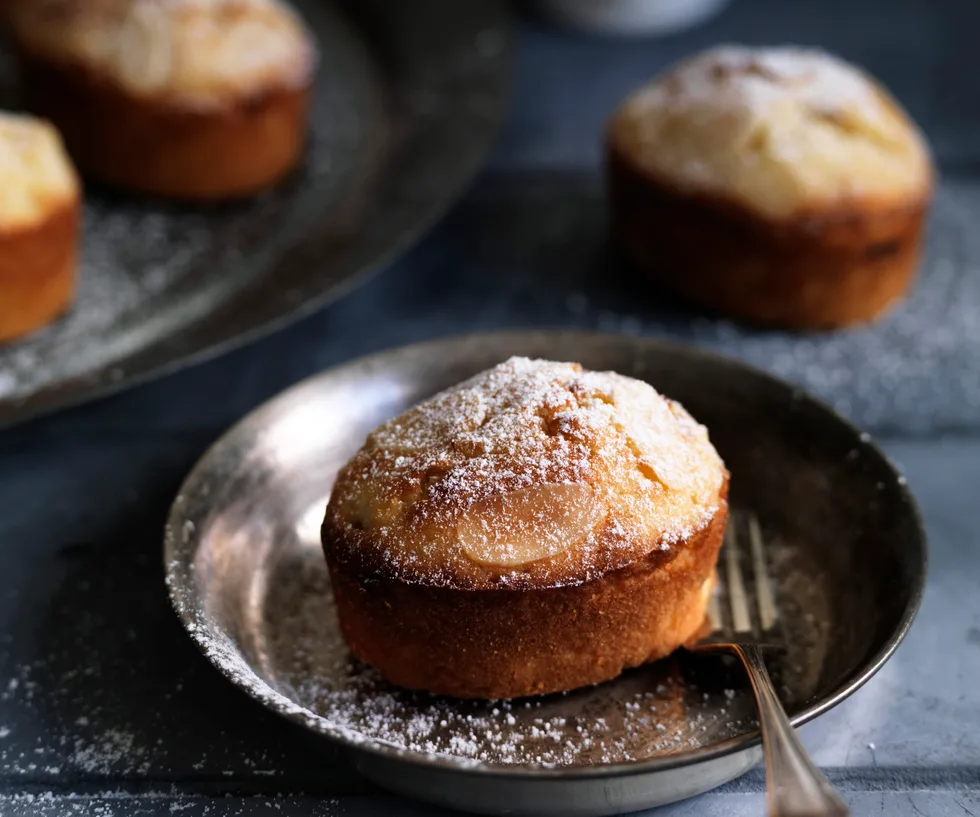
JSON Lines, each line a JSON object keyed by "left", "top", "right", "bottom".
{"left": 5, "top": 0, "right": 317, "bottom": 202}
{"left": 0, "top": 110, "right": 79, "bottom": 342}
{"left": 606, "top": 45, "right": 934, "bottom": 329}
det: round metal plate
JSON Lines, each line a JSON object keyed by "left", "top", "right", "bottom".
{"left": 0, "top": 0, "right": 512, "bottom": 429}
{"left": 164, "top": 331, "right": 927, "bottom": 817}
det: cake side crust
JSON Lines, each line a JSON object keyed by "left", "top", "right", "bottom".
{"left": 606, "top": 140, "right": 928, "bottom": 329}
{"left": 0, "top": 198, "right": 79, "bottom": 342}
{"left": 325, "top": 486, "right": 728, "bottom": 699}
{"left": 16, "top": 48, "right": 310, "bottom": 201}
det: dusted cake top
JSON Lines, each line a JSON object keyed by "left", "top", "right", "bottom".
{"left": 8, "top": 0, "right": 316, "bottom": 109}
{"left": 323, "top": 357, "right": 726, "bottom": 590}
{"left": 607, "top": 46, "right": 932, "bottom": 220}
{"left": 0, "top": 112, "right": 78, "bottom": 229}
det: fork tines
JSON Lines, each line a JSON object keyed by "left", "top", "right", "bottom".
{"left": 708, "top": 513, "right": 779, "bottom": 642}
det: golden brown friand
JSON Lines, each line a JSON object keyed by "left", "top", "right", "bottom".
{"left": 322, "top": 357, "right": 729, "bottom": 699}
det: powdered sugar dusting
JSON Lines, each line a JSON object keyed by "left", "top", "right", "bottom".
{"left": 649, "top": 45, "right": 885, "bottom": 124}
{"left": 327, "top": 357, "right": 725, "bottom": 588}
{"left": 162, "top": 376, "right": 838, "bottom": 774}
{"left": 175, "top": 543, "right": 759, "bottom": 768}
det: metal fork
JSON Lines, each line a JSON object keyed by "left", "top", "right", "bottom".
{"left": 695, "top": 514, "right": 849, "bottom": 817}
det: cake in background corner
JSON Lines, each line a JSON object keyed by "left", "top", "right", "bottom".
{"left": 606, "top": 46, "right": 934, "bottom": 329}
{"left": 0, "top": 111, "right": 79, "bottom": 342}
{"left": 4, "top": 0, "right": 318, "bottom": 202}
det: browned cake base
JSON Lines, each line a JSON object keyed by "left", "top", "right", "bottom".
{"left": 0, "top": 200, "right": 78, "bottom": 342}
{"left": 324, "top": 499, "right": 727, "bottom": 700}
{"left": 16, "top": 51, "right": 309, "bottom": 202}
{"left": 607, "top": 144, "right": 929, "bottom": 330}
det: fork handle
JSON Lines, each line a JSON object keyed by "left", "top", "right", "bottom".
{"left": 732, "top": 644, "right": 850, "bottom": 817}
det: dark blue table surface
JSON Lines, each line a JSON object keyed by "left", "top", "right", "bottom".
{"left": 1, "top": 1, "right": 979, "bottom": 815}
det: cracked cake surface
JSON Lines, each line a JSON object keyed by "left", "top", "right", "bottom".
{"left": 323, "top": 356, "right": 726, "bottom": 590}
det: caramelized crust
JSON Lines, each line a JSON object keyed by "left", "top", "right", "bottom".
{"left": 322, "top": 358, "right": 729, "bottom": 698}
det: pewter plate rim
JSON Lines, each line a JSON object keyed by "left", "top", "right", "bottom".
{"left": 0, "top": 0, "right": 513, "bottom": 431}
{"left": 164, "top": 329, "right": 928, "bottom": 781}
